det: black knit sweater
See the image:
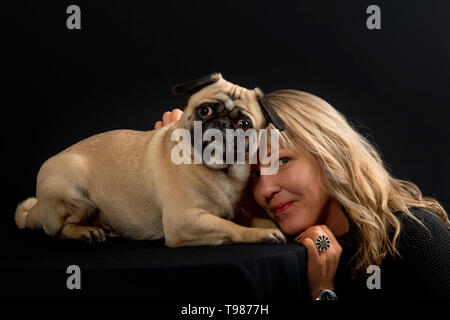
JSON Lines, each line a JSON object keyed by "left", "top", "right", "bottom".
{"left": 333, "top": 208, "right": 450, "bottom": 299}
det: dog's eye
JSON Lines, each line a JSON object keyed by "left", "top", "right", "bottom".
{"left": 198, "top": 104, "right": 213, "bottom": 118}
{"left": 237, "top": 119, "right": 250, "bottom": 129}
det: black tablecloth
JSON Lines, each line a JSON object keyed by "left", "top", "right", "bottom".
{"left": 2, "top": 230, "right": 308, "bottom": 301}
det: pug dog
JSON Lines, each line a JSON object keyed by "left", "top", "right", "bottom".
{"left": 15, "top": 73, "right": 287, "bottom": 246}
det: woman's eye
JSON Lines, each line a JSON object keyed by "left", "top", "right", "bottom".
{"left": 279, "top": 157, "right": 290, "bottom": 166}
{"left": 198, "top": 104, "right": 213, "bottom": 118}
{"left": 237, "top": 119, "right": 251, "bottom": 130}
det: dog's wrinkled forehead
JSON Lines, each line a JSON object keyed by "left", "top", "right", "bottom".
{"left": 189, "top": 78, "right": 257, "bottom": 113}
{"left": 172, "top": 73, "right": 286, "bottom": 130}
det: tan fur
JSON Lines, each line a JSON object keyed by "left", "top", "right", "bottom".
{"left": 15, "top": 197, "right": 37, "bottom": 229}
{"left": 15, "top": 74, "right": 285, "bottom": 246}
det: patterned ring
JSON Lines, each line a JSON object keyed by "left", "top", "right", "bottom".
{"left": 315, "top": 234, "right": 331, "bottom": 252}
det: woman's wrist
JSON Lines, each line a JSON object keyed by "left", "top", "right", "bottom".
{"left": 311, "top": 284, "right": 334, "bottom": 300}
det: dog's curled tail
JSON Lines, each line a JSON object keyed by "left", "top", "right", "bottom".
{"left": 15, "top": 197, "right": 39, "bottom": 229}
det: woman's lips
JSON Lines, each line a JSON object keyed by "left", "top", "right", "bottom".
{"left": 271, "top": 201, "right": 295, "bottom": 215}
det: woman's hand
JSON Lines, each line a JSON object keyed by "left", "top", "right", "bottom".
{"left": 154, "top": 108, "right": 184, "bottom": 129}
{"left": 295, "top": 225, "right": 342, "bottom": 299}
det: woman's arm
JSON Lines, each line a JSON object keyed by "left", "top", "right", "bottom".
{"left": 295, "top": 225, "right": 342, "bottom": 299}
{"left": 395, "top": 209, "right": 450, "bottom": 299}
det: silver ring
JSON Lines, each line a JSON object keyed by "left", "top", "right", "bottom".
{"left": 315, "top": 234, "right": 331, "bottom": 252}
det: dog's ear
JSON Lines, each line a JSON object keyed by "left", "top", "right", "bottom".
{"left": 256, "top": 90, "right": 286, "bottom": 131}
{"left": 171, "top": 73, "right": 222, "bottom": 96}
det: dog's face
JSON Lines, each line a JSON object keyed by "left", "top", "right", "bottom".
{"left": 172, "top": 73, "right": 285, "bottom": 169}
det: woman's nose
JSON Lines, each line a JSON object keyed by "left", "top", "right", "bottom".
{"left": 258, "top": 174, "right": 281, "bottom": 202}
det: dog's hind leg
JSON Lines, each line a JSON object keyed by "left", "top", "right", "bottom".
{"left": 16, "top": 179, "right": 107, "bottom": 242}
{"left": 23, "top": 152, "right": 109, "bottom": 242}
{"left": 38, "top": 195, "right": 106, "bottom": 242}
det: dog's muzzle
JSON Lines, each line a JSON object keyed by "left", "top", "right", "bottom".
{"left": 203, "top": 116, "right": 234, "bottom": 132}
{"left": 198, "top": 116, "right": 251, "bottom": 163}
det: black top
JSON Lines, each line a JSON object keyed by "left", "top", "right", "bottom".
{"left": 334, "top": 208, "right": 450, "bottom": 299}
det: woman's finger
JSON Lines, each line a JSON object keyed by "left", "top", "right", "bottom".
{"left": 295, "top": 229, "right": 321, "bottom": 245}
{"left": 297, "top": 236, "right": 320, "bottom": 262}
{"left": 294, "top": 232, "right": 304, "bottom": 242}
{"left": 170, "top": 108, "right": 183, "bottom": 122}
{"left": 299, "top": 225, "right": 334, "bottom": 246}
{"left": 162, "top": 111, "right": 172, "bottom": 126}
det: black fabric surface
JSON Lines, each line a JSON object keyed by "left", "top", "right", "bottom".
{"left": 2, "top": 230, "right": 308, "bottom": 301}
{"left": 4, "top": 209, "right": 449, "bottom": 302}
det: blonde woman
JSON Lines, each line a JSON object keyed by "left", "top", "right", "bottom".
{"left": 156, "top": 90, "right": 450, "bottom": 300}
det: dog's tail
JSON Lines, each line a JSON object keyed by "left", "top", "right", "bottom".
{"left": 15, "top": 197, "right": 41, "bottom": 230}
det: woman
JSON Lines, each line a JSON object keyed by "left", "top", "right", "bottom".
{"left": 155, "top": 90, "right": 450, "bottom": 300}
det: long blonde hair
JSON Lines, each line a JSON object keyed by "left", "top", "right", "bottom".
{"left": 254, "top": 89, "right": 449, "bottom": 274}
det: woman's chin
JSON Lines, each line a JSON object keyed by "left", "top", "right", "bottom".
{"left": 278, "top": 217, "right": 311, "bottom": 236}
{"left": 279, "top": 223, "right": 303, "bottom": 236}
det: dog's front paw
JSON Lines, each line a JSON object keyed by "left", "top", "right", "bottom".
{"left": 61, "top": 225, "right": 108, "bottom": 243}
{"left": 258, "top": 228, "right": 286, "bottom": 244}
{"left": 81, "top": 227, "right": 107, "bottom": 243}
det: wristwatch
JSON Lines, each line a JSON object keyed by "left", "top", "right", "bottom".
{"left": 315, "top": 289, "right": 338, "bottom": 300}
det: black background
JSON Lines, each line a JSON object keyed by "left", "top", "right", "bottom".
{"left": 3, "top": 0, "right": 450, "bottom": 238}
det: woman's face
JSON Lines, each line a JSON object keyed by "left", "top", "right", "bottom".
{"left": 251, "top": 147, "right": 331, "bottom": 236}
